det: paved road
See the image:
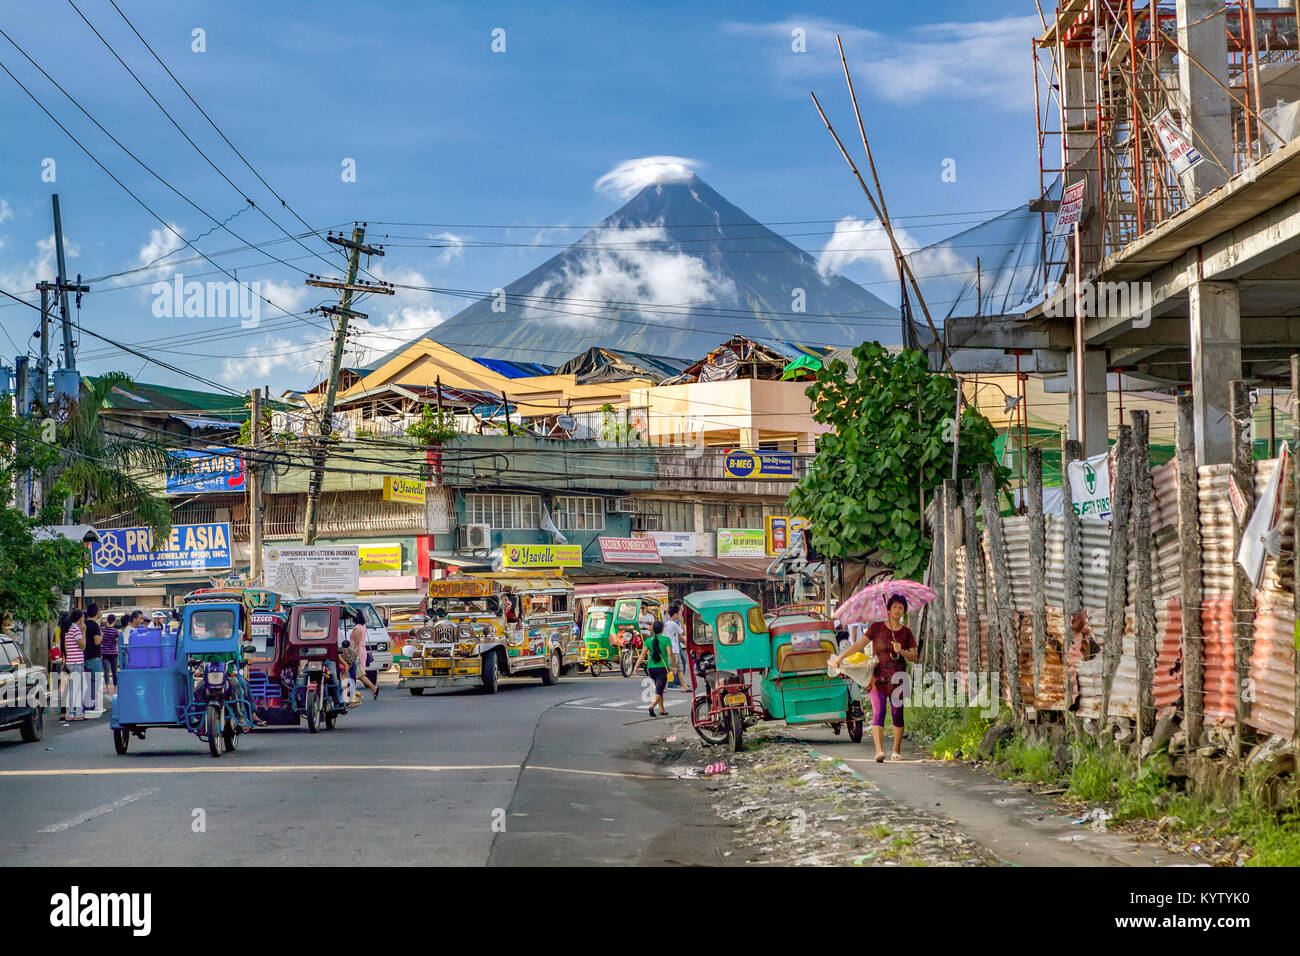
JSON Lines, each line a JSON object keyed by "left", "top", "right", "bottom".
{"left": 0, "top": 673, "right": 729, "bottom": 866}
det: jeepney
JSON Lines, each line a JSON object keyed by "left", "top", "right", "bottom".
{"left": 398, "top": 574, "right": 576, "bottom": 694}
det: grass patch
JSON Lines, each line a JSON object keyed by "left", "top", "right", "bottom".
{"left": 996, "top": 737, "right": 1060, "bottom": 785}
{"left": 909, "top": 706, "right": 996, "bottom": 760}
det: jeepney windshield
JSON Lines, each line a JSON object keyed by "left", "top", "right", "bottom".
{"left": 430, "top": 596, "right": 499, "bottom": 616}
{"left": 189, "top": 608, "right": 237, "bottom": 641}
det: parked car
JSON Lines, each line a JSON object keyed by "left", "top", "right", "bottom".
{"left": 0, "top": 635, "right": 47, "bottom": 743}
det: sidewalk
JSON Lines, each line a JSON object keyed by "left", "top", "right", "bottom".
{"left": 789, "top": 730, "right": 1192, "bottom": 866}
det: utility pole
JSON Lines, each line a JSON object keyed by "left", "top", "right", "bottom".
{"left": 249, "top": 387, "right": 264, "bottom": 583}
{"left": 300, "top": 224, "right": 391, "bottom": 545}
{"left": 35, "top": 283, "right": 51, "bottom": 411}
{"left": 46, "top": 196, "right": 90, "bottom": 407}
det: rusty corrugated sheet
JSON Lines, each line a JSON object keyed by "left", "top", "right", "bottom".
{"left": 955, "top": 611, "right": 990, "bottom": 693}
{"left": 1198, "top": 463, "right": 1235, "bottom": 596}
{"left": 1246, "top": 591, "right": 1295, "bottom": 739}
{"left": 1044, "top": 515, "right": 1111, "bottom": 610}
{"left": 1151, "top": 460, "right": 1179, "bottom": 535}
{"left": 1153, "top": 529, "right": 1181, "bottom": 600}
{"left": 1016, "top": 607, "right": 1067, "bottom": 711}
{"left": 1201, "top": 593, "right": 1236, "bottom": 726}
{"left": 1066, "top": 608, "right": 1107, "bottom": 719}
{"left": 1154, "top": 597, "right": 1184, "bottom": 716}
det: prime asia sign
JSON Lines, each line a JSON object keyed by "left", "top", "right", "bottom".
{"left": 90, "top": 523, "right": 233, "bottom": 573}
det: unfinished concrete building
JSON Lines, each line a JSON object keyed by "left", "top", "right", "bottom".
{"left": 946, "top": 1, "right": 1300, "bottom": 466}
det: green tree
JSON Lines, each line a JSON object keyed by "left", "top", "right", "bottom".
{"left": 0, "top": 404, "right": 84, "bottom": 624}
{"left": 406, "top": 404, "right": 458, "bottom": 445}
{"left": 788, "top": 343, "right": 1007, "bottom": 579}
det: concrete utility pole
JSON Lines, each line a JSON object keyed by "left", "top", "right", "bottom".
{"left": 46, "top": 196, "right": 90, "bottom": 407}
{"left": 300, "top": 224, "right": 392, "bottom": 545}
{"left": 249, "top": 387, "right": 264, "bottom": 583}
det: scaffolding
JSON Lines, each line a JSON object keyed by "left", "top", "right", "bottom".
{"left": 1034, "top": 1, "right": 1300, "bottom": 279}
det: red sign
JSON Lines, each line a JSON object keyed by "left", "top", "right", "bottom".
{"left": 598, "top": 537, "right": 661, "bottom": 564}
{"left": 1055, "top": 180, "right": 1086, "bottom": 234}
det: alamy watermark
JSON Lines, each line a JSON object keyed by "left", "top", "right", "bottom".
{"left": 1044, "top": 277, "right": 1153, "bottom": 328}
{"left": 151, "top": 274, "right": 261, "bottom": 328}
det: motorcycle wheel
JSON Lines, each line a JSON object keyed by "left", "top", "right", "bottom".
{"left": 587, "top": 660, "right": 601, "bottom": 678}
{"left": 619, "top": 649, "right": 635, "bottom": 678}
{"left": 223, "top": 718, "right": 238, "bottom": 752}
{"left": 206, "top": 705, "right": 221, "bottom": 758}
{"left": 305, "top": 688, "right": 319, "bottom": 734}
{"left": 691, "top": 696, "right": 728, "bottom": 746}
{"left": 728, "top": 708, "right": 745, "bottom": 753}
{"left": 324, "top": 700, "right": 336, "bottom": 730}
{"left": 113, "top": 727, "right": 130, "bottom": 754}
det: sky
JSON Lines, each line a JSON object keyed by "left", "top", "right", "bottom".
{"left": 0, "top": 0, "right": 1041, "bottom": 394}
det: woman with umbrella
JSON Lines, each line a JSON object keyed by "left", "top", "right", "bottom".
{"left": 829, "top": 592, "right": 919, "bottom": 762}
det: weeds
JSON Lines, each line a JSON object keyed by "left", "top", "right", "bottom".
{"left": 996, "top": 737, "right": 1060, "bottom": 785}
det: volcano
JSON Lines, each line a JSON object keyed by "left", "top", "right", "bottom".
{"left": 369, "top": 173, "right": 901, "bottom": 367}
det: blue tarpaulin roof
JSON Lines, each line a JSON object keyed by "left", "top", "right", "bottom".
{"left": 473, "top": 357, "right": 554, "bottom": 379}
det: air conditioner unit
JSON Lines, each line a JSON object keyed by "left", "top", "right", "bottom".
{"left": 609, "top": 497, "right": 637, "bottom": 514}
{"left": 459, "top": 523, "right": 491, "bottom": 551}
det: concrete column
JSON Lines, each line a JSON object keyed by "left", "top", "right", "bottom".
{"left": 1189, "top": 280, "right": 1242, "bottom": 464}
{"left": 1176, "top": 0, "right": 1232, "bottom": 198}
{"left": 1068, "top": 348, "right": 1109, "bottom": 458}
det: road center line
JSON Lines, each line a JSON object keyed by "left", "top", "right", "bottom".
{"left": 39, "top": 787, "right": 158, "bottom": 832}
{"left": 0, "top": 764, "right": 521, "bottom": 777}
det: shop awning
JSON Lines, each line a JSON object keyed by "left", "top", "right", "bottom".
{"left": 575, "top": 556, "right": 773, "bottom": 581}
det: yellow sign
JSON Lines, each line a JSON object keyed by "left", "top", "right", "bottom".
{"left": 429, "top": 579, "right": 493, "bottom": 598}
{"left": 358, "top": 543, "right": 402, "bottom": 573}
{"left": 765, "top": 516, "right": 809, "bottom": 555}
{"left": 383, "top": 476, "right": 426, "bottom": 504}
{"left": 501, "top": 544, "right": 582, "bottom": 569}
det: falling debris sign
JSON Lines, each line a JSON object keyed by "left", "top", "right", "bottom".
{"left": 1151, "top": 109, "right": 1203, "bottom": 175}
{"left": 1053, "top": 180, "right": 1086, "bottom": 236}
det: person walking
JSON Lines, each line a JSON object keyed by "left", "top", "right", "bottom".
{"left": 101, "top": 613, "right": 120, "bottom": 691}
{"left": 63, "top": 609, "right": 86, "bottom": 721}
{"left": 348, "top": 609, "right": 379, "bottom": 702}
{"left": 828, "top": 594, "right": 918, "bottom": 762}
{"left": 82, "top": 604, "right": 103, "bottom": 714}
{"left": 663, "top": 603, "right": 690, "bottom": 694}
{"left": 635, "top": 620, "right": 676, "bottom": 717}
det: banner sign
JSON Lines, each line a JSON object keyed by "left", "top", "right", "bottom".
{"left": 722, "top": 450, "right": 795, "bottom": 480}
{"left": 90, "top": 523, "right": 233, "bottom": 573}
{"left": 166, "top": 448, "right": 245, "bottom": 495}
{"left": 1066, "top": 452, "right": 1113, "bottom": 519}
{"left": 632, "top": 530, "right": 698, "bottom": 557}
{"left": 1053, "top": 180, "right": 1087, "bottom": 236}
{"left": 263, "top": 546, "right": 359, "bottom": 595}
{"left": 1152, "top": 109, "right": 1203, "bottom": 175}
{"left": 358, "top": 543, "right": 402, "bottom": 574}
{"left": 716, "top": 528, "right": 767, "bottom": 558}
{"left": 501, "top": 544, "right": 582, "bottom": 569}
{"left": 383, "top": 476, "right": 426, "bottom": 504}
{"left": 765, "top": 516, "right": 809, "bottom": 555}
{"left": 599, "top": 536, "right": 661, "bottom": 563}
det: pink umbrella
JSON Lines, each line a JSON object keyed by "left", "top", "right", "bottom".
{"left": 835, "top": 579, "right": 937, "bottom": 628}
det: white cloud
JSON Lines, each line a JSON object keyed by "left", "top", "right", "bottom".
{"left": 434, "top": 232, "right": 465, "bottom": 264}
{"left": 0, "top": 233, "right": 78, "bottom": 299}
{"left": 725, "top": 15, "right": 1039, "bottom": 110}
{"left": 137, "top": 223, "right": 185, "bottom": 271}
{"left": 0, "top": 200, "right": 13, "bottom": 225}
{"left": 527, "top": 225, "right": 738, "bottom": 327}
{"left": 595, "top": 156, "right": 702, "bottom": 199}
{"left": 819, "top": 216, "right": 970, "bottom": 285}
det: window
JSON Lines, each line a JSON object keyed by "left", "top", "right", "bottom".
{"left": 703, "top": 503, "right": 765, "bottom": 533}
{"left": 553, "top": 496, "right": 604, "bottom": 531}
{"left": 746, "top": 607, "right": 768, "bottom": 634}
{"left": 190, "top": 609, "right": 237, "bottom": 641}
{"left": 465, "top": 494, "right": 541, "bottom": 530}
{"left": 634, "top": 499, "right": 695, "bottom": 532}
{"left": 716, "top": 611, "right": 746, "bottom": 646}
{"left": 0, "top": 641, "right": 15, "bottom": 672}
{"left": 296, "top": 608, "right": 333, "bottom": 641}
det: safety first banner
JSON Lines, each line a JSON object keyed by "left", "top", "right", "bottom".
{"left": 90, "top": 523, "right": 233, "bottom": 573}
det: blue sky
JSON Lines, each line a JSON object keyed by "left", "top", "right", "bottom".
{"left": 0, "top": 0, "right": 1038, "bottom": 392}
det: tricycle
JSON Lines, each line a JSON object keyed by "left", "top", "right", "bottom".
{"left": 109, "top": 589, "right": 260, "bottom": 758}
{"left": 282, "top": 600, "right": 351, "bottom": 732}
{"left": 580, "top": 597, "right": 656, "bottom": 677}
{"left": 682, "top": 591, "right": 862, "bottom": 752}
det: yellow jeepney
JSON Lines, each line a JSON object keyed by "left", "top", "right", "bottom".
{"left": 398, "top": 573, "right": 576, "bottom": 695}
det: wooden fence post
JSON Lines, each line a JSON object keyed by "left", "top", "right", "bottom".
{"left": 943, "top": 479, "right": 959, "bottom": 677}
{"left": 1101, "top": 425, "right": 1133, "bottom": 726}
{"left": 1176, "top": 394, "right": 1204, "bottom": 749}
{"left": 962, "top": 478, "right": 984, "bottom": 674}
{"left": 1292, "top": 355, "right": 1300, "bottom": 743}
{"left": 1230, "top": 380, "right": 1255, "bottom": 758}
{"left": 1028, "top": 447, "right": 1047, "bottom": 707}
{"left": 1132, "top": 410, "right": 1156, "bottom": 738}
{"left": 930, "top": 490, "right": 946, "bottom": 673}
{"left": 981, "top": 463, "right": 1021, "bottom": 719}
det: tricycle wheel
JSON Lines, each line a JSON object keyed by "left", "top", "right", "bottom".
{"left": 619, "top": 649, "right": 635, "bottom": 678}
{"left": 305, "top": 689, "right": 319, "bottom": 733}
{"left": 206, "top": 705, "right": 221, "bottom": 758}
{"left": 691, "top": 696, "right": 728, "bottom": 746}
{"left": 112, "top": 727, "right": 130, "bottom": 754}
{"left": 847, "top": 709, "right": 865, "bottom": 744}
{"left": 409, "top": 687, "right": 425, "bottom": 696}
{"left": 728, "top": 709, "right": 744, "bottom": 753}
{"left": 587, "top": 660, "right": 601, "bottom": 678}
{"left": 324, "top": 703, "right": 336, "bottom": 730}
{"left": 222, "top": 719, "right": 238, "bottom": 752}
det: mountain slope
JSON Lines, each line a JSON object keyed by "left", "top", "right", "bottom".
{"left": 369, "top": 173, "right": 901, "bottom": 367}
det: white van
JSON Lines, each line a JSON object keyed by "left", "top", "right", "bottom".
{"left": 312, "top": 595, "right": 395, "bottom": 671}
